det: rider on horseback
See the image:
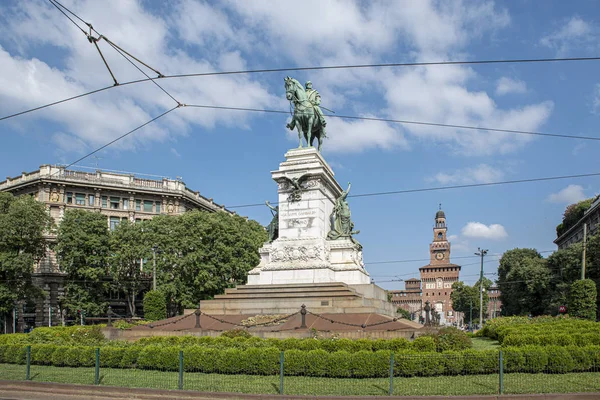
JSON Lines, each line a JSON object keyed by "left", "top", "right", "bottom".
{"left": 305, "top": 81, "right": 327, "bottom": 137}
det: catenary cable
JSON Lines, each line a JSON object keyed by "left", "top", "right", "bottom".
{"left": 226, "top": 172, "right": 600, "bottom": 209}
{"left": 3, "top": 54, "right": 600, "bottom": 122}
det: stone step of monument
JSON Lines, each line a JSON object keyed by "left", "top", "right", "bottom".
{"left": 221, "top": 286, "right": 356, "bottom": 296}
{"left": 213, "top": 291, "right": 361, "bottom": 300}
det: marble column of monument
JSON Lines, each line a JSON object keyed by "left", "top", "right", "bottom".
{"left": 247, "top": 147, "right": 370, "bottom": 285}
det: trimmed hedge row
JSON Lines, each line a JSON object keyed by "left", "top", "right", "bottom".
{"left": 1, "top": 344, "right": 599, "bottom": 378}
{"left": 502, "top": 333, "right": 600, "bottom": 347}
{"left": 0, "top": 326, "right": 106, "bottom": 346}
{"left": 482, "top": 316, "right": 599, "bottom": 343}
{"left": 134, "top": 336, "right": 427, "bottom": 353}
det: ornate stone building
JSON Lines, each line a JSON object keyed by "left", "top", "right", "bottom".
{"left": 390, "top": 207, "right": 461, "bottom": 325}
{"left": 0, "top": 165, "right": 228, "bottom": 329}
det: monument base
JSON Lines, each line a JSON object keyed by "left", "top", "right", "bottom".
{"left": 199, "top": 281, "right": 396, "bottom": 317}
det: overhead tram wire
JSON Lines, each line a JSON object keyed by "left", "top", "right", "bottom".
{"left": 3, "top": 53, "right": 600, "bottom": 122}
{"left": 367, "top": 250, "right": 553, "bottom": 266}
{"left": 59, "top": 105, "right": 179, "bottom": 172}
{"left": 104, "top": 39, "right": 181, "bottom": 106}
{"left": 183, "top": 104, "right": 600, "bottom": 142}
{"left": 226, "top": 172, "right": 600, "bottom": 209}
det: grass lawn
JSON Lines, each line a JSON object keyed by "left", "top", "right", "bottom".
{"left": 1, "top": 363, "right": 599, "bottom": 396}
{"left": 471, "top": 337, "right": 500, "bottom": 350}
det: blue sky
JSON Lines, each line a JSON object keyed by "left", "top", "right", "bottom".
{"left": 1, "top": 0, "right": 599, "bottom": 290}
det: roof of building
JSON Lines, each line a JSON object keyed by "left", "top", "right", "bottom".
{"left": 419, "top": 263, "right": 461, "bottom": 270}
{"left": 405, "top": 278, "right": 421, "bottom": 282}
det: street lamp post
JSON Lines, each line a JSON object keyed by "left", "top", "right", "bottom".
{"left": 474, "top": 247, "right": 488, "bottom": 329}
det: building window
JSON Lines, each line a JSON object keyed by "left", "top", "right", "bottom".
{"left": 109, "top": 216, "right": 120, "bottom": 231}
{"left": 123, "top": 199, "right": 129, "bottom": 210}
{"left": 110, "top": 197, "right": 120, "bottom": 209}
{"left": 437, "top": 232, "right": 443, "bottom": 239}
{"left": 156, "top": 202, "right": 161, "bottom": 213}
{"left": 75, "top": 193, "right": 85, "bottom": 206}
{"left": 66, "top": 192, "right": 73, "bottom": 204}
{"left": 102, "top": 196, "right": 107, "bottom": 208}
{"left": 89, "top": 194, "right": 95, "bottom": 206}
{"left": 136, "top": 200, "right": 141, "bottom": 211}
{"left": 143, "top": 201, "right": 153, "bottom": 212}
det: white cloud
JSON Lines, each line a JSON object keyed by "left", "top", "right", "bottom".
{"left": 431, "top": 164, "right": 504, "bottom": 185}
{"left": 461, "top": 222, "right": 508, "bottom": 240}
{"left": 496, "top": 77, "right": 526, "bottom": 96}
{"left": 540, "top": 16, "right": 596, "bottom": 55}
{"left": 170, "top": 148, "right": 181, "bottom": 158}
{"left": 447, "top": 234, "right": 470, "bottom": 252}
{"left": 0, "top": 1, "right": 552, "bottom": 158}
{"left": 546, "top": 185, "right": 587, "bottom": 204}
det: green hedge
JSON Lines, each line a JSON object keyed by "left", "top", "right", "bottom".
{"left": 2, "top": 344, "right": 598, "bottom": 378}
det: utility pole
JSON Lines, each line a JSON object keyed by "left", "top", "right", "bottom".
{"left": 475, "top": 247, "right": 488, "bottom": 329}
{"left": 582, "top": 223, "right": 587, "bottom": 280}
{"left": 152, "top": 245, "right": 159, "bottom": 291}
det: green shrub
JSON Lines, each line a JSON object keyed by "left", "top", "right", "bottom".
{"left": 568, "top": 346, "right": 593, "bottom": 371}
{"left": 137, "top": 345, "right": 179, "bottom": 371}
{"left": 51, "top": 345, "right": 71, "bottom": 366}
{"left": 4, "top": 344, "right": 27, "bottom": 364}
{"left": 28, "top": 326, "right": 105, "bottom": 346}
{"left": 304, "top": 349, "right": 329, "bottom": 376}
{"left": 143, "top": 290, "right": 167, "bottom": 321}
{"left": 326, "top": 351, "right": 352, "bottom": 378}
{"left": 349, "top": 350, "right": 390, "bottom": 378}
{"left": 546, "top": 346, "right": 575, "bottom": 373}
{"left": 412, "top": 336, "right": 436, "bottom": 352}
{"left": 240, "top": 347, "right": 279, "bottom": 375}
{"left": 502, "top": 347, "right": 525, "bottom": 373}
{"left": 100, "top": 347, "right": 127, "bottom": 368}
{"left": 283, "top": 349, "right": 308, "bottom": 376}
{"left": 215, "top": 348, "right": 244, "bottom": 374}
{"left": 569, "top": 279, "right": 597, "bottom": 320}
{"left": 220, "top": 328, "right": 252, "bottom": 339}
{"left": 429, "top": 327, "right": 472, "bottom": 352}
{"left": 119, "top": 346, "right": 142, "bottom": 368}
{"left": 295, "top": 339, "right": 321, "bottom": 352}
{"left": 373, "top": 338, "right": 410, "bottom": 352}
{"left": 462, "top": 350, "right": 498, "bottom": 374}
{"left": 30, "top": 344, "right": 57, "bottom": 365}
{"left": 184, "top": 346, "right": 219, "bottom": 373}
{"left": 520, "top": 346, "right": 548, "bottom": 373}
{"left": 442, "top": 351, "right": 464, "bottom": 375}
{"left": 0, "top": 334, "right": 28, "bottom": 345}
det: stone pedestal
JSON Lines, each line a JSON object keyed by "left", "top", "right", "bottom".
{"left": 248, "top": 148, "right": 370, "bottom": 285}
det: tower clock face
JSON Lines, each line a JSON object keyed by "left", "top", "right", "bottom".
{"left": 436, "top": 252, "right": 445, "bottom": 260}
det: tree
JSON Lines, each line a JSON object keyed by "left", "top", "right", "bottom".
{"left": 545, "top": 243, "right": 583, "bottom": 315}
{"left": 498, "top": 248, "right": 551, "bottom": 316}
{"left": 396, "top": 307, "right": 411, "bottom": 320}
{"left": 0, "top": 193, "right": 52, "bottom": 326}
{"left": 556, "top": 198, "right": 594, "bottom": 237}
{"left": 109, "top": 221, "right": 150, "bottom": 317}
{"left": 55, "top": 209, "right": 110, "bottom": 317}
{"left": 450, "top": 279, "right": 492, "bottom": 325}
{"left": 569, "top": 279, "right": 597, "bottom": 320}
{"left": 143, "top": 290, "right": 167, "bottom": 321}
{"left": 144, "top": 211, "right": 266, "bottom": 314}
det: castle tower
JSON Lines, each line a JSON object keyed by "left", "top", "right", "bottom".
{"left": 419, "top": 206, "right": 461, "bottom": 324}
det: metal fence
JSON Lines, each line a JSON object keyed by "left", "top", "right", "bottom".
{"left": 1, "top": 347, "right": 599, "bottom": 396}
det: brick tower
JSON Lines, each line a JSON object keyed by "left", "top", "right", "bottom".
{"left": 419, "top": 206, "right": 461, "bottom": 324}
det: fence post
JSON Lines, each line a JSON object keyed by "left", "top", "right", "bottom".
{"left": 95, "top": 348, "right": 100, "bottom": 385}
{"left": 279, "top": 351, "right": 284, "bottom": 395}
{"left": 499, "top": 350, "right": 504, "bottom": 394}
{"left": 26, "top": 346, "right": 31, "bottom": 381}
{"left": 389, "top": 352, "right": 394, "bottom": 396}
{"left": 178, "top": 350, "right": 184, "bottom": 390}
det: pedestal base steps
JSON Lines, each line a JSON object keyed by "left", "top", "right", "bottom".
{"left": 199, "top": 282, "right": 395, "bottom": 316}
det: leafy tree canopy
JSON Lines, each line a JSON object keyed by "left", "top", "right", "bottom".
{"left": 55, "top": 209, "right": 110, "bottom": 317}
{"left": 0, "top": 193, "right": 51, "bottom": 314}
{"left": 556, "top": 197, "right": 594, "bottom": 237}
